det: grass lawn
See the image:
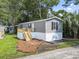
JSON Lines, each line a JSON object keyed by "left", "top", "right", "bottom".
{"left": 0, "top": 35, "right": 32, "bottom": 59}
{"left": 57, "top": 39, "right": 79, "bottom": 48}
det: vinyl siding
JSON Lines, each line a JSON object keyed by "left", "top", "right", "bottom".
{"left": 46, "top": 19, "right": 62, "bottom": 33}
{"left": 34, "top": 21, "right": 46, "bottom": 33}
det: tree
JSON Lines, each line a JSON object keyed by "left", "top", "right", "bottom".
{"left": 0, "top": 0, "right": 59, "bottom": 25}
{"left": 0, "top": 0, "right": 10, "bottom": 25}
{"left": 20, "top": 0, "right": 59, "bottom": 22}
{"left": 7, "top": 0, "right": 23, "bottom": 25}
{"left": 71, "top": 13, "right": 79, "bottom": 38}
{"left": 63, "top": 0, "right": 79, "bottom": 7}
{"left": 0, "top": 0, "right": 23, "bottom": 25}
{"left": 54, "top": 10, "right": 79, "bottom": 38}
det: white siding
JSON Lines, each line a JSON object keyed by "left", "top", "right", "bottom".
{"left": 31, "top": 32, "right": 46, "bottom": 40}
{"left": 46, "top": 19, "right": 61, "bottom": 33}
{"left": 46, "top": 32, "right": 62, "bottom": 42}
{"left": 45, "top": 19, "right": 63, "bottom": 41}
{"left": 17, "top": 32, "right": 24, "bottom": 39}
{"left": 31, "top": 32, "right": 62, "bottom": 42}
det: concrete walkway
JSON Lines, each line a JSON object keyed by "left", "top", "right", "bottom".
{"left": 16, "top": 46, "right": 79, "bottom": 59}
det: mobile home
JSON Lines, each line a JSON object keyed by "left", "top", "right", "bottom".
{"left": 17, "top": 17, "right": 63, "bottom": 42}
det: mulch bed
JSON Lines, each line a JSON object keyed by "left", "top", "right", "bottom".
{"left": 17, "top": 39, "right": 57, "bottom": 53}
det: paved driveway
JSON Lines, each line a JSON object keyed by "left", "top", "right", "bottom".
{"left": 16, "top": 46, "right": 79, "bottom": 59}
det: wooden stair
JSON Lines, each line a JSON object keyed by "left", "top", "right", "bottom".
{"left": 17, "top": 28, "right": 42, "bottom": 53}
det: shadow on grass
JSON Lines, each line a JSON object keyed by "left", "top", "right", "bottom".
{"left": 57, "top": 39, "right": 79, "bottom": 48}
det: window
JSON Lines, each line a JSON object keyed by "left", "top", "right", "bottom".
{"left": 52, "top": 22, "right": 55, "bottom": 30}
{"left": 51, "top": 22, "right": 58, "bottom": 31}
{"left": 28, "top": 23, "right": 31, "bottom": 28}
{"left": 18, "top": 24, "right": 23, "bottom": 28}
{"left": 56, "top": 22, "right": 58, "bottom": 30}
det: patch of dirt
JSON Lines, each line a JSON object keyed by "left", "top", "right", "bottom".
{"left": 17, "top": 39, "right": 57, "bottom": 53}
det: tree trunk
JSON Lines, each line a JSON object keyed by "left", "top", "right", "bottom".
{"left": 73, "top": 30, "right": 78, "bottom": 39}
{"left": 74, "top": 33, "right": 77, "bottom": 38}
{"left": 39, "top": 8, "right": 42, "bottom": 19}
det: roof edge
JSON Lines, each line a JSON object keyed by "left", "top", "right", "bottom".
{"left": 20, "top": 16, "right": 63, "bottom": 24}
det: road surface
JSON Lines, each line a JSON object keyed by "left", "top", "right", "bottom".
{"left": 16, "top": 46, "right": 79, "bottom": 59}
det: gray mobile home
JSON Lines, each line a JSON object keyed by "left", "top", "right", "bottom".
{"left": 17, "top": 16, "right": 63, "bottom": 42}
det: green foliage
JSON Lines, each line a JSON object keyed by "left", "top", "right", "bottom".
{"left": 0, "top": 0, "right": 9, "bottom": 21}
{"left": 0, "top": 0, "right": 22, "bottom": 25}
{"left": 63, "top": 0, "right": 79, "bottom": 7}
{"left": 42, "top": 0, "right": 59, "bottom": 7}
{"left": 53, "top": 10, "right": 79, "bottom": 38}
{"left": 19, "top": 0, "right": 59, "bottom": 22}
{"left": 0, "top": 0, "right": 59, "bottom": 25}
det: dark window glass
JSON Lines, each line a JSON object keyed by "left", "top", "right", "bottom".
{"left": 56, "top": 22, "right": 58, "bottom": 31}
{"left": 52, "top": 22, "right": 54, "bottom": 30}
{"left": 28, "top": 23, "right": 31, "bottom": 28}
{"left": 19, "top": 24, "right": 23, "bottom": 28}
{"left": 51, "top": 22, "right": 58, "bottom": 31}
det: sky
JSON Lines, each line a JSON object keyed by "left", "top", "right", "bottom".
{"left": 53, "top": 0, "right": 79, "bottom": 13}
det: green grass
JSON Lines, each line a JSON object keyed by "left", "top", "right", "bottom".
{"left": 57, "top": 39, "right": 79, "bottom": 48}
{"left": 0, "top": 35, "right": 32, "bottom": 59}
{"left": 0, "top": 35, "right": 79, "bottom": 59}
